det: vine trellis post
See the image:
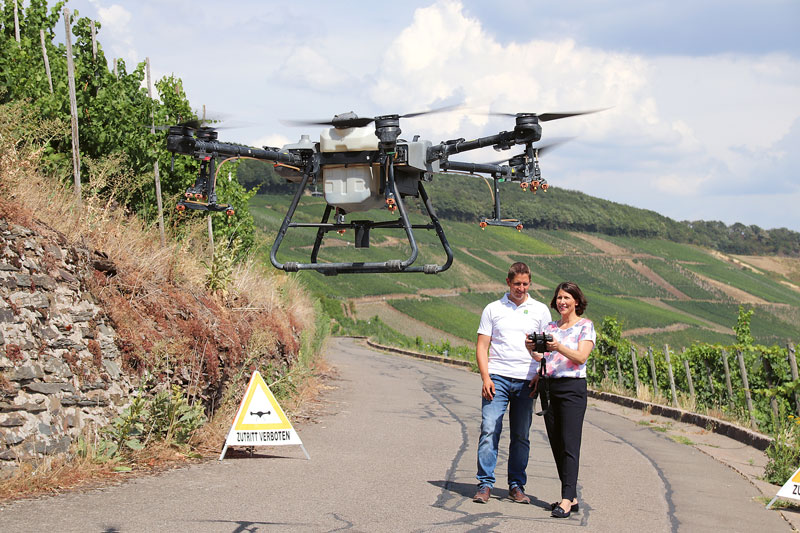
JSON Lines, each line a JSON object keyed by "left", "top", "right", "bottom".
{"left": 788, "top": 342, "right": 800, "bottom": 416}
{"left": 146, "top": 57, "right": 166, "bottom": 246}
{"left": 630, "top": 346, "right": 640, "bottom": 395}
{"left": 614, "top": 349, "right": 624, "bottom": 389}
{"left": 682, "top": 347, "right": 695, "bottom": 404}
{"left": 39, "top": 29, "right": 53, "bottom": 94}
{"left": 90, "top": 21, "right": 97, "bottom": 60}
{"left": 664, "top": 344, "right": 678, "bottom": 408}
{"left": 703, "top": 358, "right": 714, "bottom": 394}
{"left": 761, "top": 355, "right": 779, "bottom": 421}
{"left": 203, "top": 105, "right": 215, "bottom": 256}
{"left": 14, "top": 0, "right": 20, "bottom": 44}
{"left": 63, "top": 8, "right": 81, "bottom": 206}
{"left": 721, "top": 349, "right": 734, "bottom": 410}
{"left": 736, "top": 349, "right": 758, "bottom": 431}
{"left": 648, "top": 347, "right": 658, "bottom": 397}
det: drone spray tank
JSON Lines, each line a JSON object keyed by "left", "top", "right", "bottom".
{"left": 318, "top": 126, "right": 384, "bottom": 213}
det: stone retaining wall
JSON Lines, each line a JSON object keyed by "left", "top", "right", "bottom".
{"left": 0, "top": 220, "right": 133, "bottom": 475}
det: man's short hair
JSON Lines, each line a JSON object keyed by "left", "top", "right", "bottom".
{"left": 507, "top": 262, "right": 531, "bottom": 281}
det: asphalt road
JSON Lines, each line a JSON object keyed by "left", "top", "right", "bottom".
{"left": 0, "top": 337, "right": 789, "bottom": 532}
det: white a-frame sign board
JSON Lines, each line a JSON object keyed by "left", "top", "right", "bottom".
{"left": 219, "top": 370, "right": 309, "bottom": 460}
{"left": 766, "top": 465, "right": 800, "bottom": 509}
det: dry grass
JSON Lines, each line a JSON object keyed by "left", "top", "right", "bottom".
{"left": 0, "top": 454, "right": 117, "bottom": 501}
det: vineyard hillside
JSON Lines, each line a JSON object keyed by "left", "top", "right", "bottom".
{"left": 249, "top": 194, "right": 800, "bottom": 351}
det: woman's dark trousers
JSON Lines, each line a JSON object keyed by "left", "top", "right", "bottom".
{"left": 543, "top": 377, "right": 587, "bottom": 501}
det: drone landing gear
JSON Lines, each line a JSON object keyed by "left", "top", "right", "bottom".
{"left": 479, "top": 218, "right": 524, "bottom": 231}
{"left": 176, "top": 199, "right": 234, "bottom": 216}
{"left": 270, "top": 171, "right": 453, "bottom": 275}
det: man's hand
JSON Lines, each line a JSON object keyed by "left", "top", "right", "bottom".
{"left": 529, "top": 373, "right": 540, "bottom": 398}
{"left": 481, "top": 377, "right": 496, "bottom": 400}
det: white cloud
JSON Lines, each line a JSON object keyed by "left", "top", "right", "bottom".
{"left": 250, "top": 133, "right": 292, "bottom": 150}
{"left": 274, "top": 46, "right": 353, "bottom": 89}
{"left": 365, "top": 0, "right": 800, "bottom": 228}
{"left": 88, "top": 2, "right": 138, "bottom": 66}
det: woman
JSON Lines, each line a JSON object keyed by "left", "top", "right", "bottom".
{"left": 526, "top": 281, "right": 595, "bottom": 518}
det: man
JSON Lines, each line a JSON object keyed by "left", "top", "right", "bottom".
{"left": 473, "top": 262, "right": 553, "bottom": 504}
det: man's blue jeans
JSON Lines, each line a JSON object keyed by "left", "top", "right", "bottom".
{"left": 476, "top": 374, "right": 534, "bottom": 489}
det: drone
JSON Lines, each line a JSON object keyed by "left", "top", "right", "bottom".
{"left": 166, "top": 108, "right": 601, "bottom": 275}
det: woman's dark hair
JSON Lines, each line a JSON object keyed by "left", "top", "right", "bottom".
{"left": 507, "top": 262, "right": 531, "bottom": 281}
{"left": 550, "top": 281, "right": 588, "bottom": 316}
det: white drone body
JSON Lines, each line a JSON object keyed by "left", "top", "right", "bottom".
{"left": 278, "top": 126, "right": 438, "bottom": 213}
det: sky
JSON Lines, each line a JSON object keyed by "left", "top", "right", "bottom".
{"left": 54, "top": 0, "right": 800, "bottom": 230}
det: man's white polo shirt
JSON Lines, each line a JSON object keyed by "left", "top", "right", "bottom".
{"left": 477, "top": 293, "right": 553, "bottom": 380}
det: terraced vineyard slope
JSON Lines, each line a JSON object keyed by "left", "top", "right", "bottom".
{"left": 250, "top": 194, "right": 800, "bottom": 350}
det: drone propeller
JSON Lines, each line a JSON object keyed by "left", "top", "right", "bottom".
{"left": 488, "top": 108, "right": 608, "bottom": 122}
{"left": 149, "top": 118, "right": 238, "bottom": 132}
{"left": 281, "top": 104, "right": 462, "bottom": 129}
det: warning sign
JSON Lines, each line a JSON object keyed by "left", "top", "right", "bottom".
{"left": 219, "top": 371, "right": 308, "bottom": 460}
{"left": 767, "top": 466, "right": 800, "bottom": 508}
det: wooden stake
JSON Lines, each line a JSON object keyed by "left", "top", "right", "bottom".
{"left": 703, "top": 358, "right": 714, "bottom": 393}
{"left": 207, "top": 215, "right": 215, "bottom": 257}
{"left": 664, "top": 344, "right": 678, "bottom": 408}
{"left": 90, "top": 21, "right": 97, "bottom": 60}
{"left": 203, "top": 105, "right": 215, "bottom": 257}
{"left": 14, "top": 0, "right": 21, "bottom": 44}
{"left": 630, "top": 345, "right": 640, "bottom": 394}
{"left": 788, "top": 342, "right": 800, "bottom": 417}
{"left": 146, "top": 57, "right": 166, "bottom": 246}
{"left": 64, "top": 8, "right": 81, "bottom": 206}
{"left": 648, "top": 346, "right": 658, "bottom": 395}
{"left": 683, "top": 359, "right": 695, "bottom": 402}
{"left": 761, "top": 354, "right": 779, "bottom": 421}
{"left": 40, "top": 29, "right": 53, "bottom": 94}
{"left": 736, "top": 350, "right": 758, "bottom": 431}
{"left": 614, "top": 349, "right": 624, "bottom": 389}
{"left": 721, "top": 349, "right": 735, "bottom": 409}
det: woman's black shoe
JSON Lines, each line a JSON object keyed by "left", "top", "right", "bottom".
{"left": 551, "top": 506, "right": 571, "bottom": 518}
{"left": 550, "top": 502, "right": 579, "bottom": 512}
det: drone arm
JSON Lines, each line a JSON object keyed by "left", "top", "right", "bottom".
{"left": 167, "top": 135, "right": 304, "bottom": 166}
{"left": 441, "top": 160, "right": 513, "bottom": 178}
{"left": 428, "top": 126, "right": 539, "bottom": 162}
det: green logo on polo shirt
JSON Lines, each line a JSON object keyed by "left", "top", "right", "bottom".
{"left": 524, "top": 310, "right": 528, "bottom": 314}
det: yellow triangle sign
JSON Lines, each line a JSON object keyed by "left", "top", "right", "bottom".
{"left": 219, "top": 371, "right": 308, "bottom": 459}
{"left": 767, "top": 465, "right": 800, "bottom": 508}
{"left": 232, "top": 371, "right": 292, "bottom": 431}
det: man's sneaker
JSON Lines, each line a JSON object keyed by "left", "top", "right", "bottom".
{"left": 473, "top": 486, "right": 491, "bottom": 503}
{"left": 507, "top": 486, "right": 531, "bottom": 504}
